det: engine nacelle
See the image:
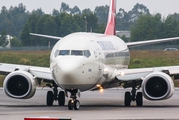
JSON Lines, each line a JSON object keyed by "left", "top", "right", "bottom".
{"left": 3, "top": 71, "right": 36, "bottom": 99}
{"left": 142, "top": 72, "right": 174, "bottom": 100}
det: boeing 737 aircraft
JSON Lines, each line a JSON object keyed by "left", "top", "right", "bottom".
{"left": 1, "top": 0, "right": 179, "bottom": 110}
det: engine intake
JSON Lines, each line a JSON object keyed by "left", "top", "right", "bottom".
{"left": 3, "top": 71, "right": 36, "bottom": 99}
{"left": 142, "top": 72, "right": 174, "bottom": 100}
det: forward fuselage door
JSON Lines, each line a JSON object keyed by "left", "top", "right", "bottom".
{"left": 91, "top": 40, "right": 102, "bottom": 70}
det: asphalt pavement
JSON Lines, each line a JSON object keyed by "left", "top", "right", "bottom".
{"left": 0, "top": 88, "right": 179, "bottom": 120}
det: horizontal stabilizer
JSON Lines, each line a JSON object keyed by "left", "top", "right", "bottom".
{"left": 30, "top": 33, "right": 62, "bottom": 40}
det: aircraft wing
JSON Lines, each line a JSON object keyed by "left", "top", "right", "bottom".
{"left": 115, "top": 66, "right": 179, "bottom": 81}
{"left": 30, "top": 33, "right": 62, "bottom": 40}
{"left": 0, "top": 63, "right": 53, "bottom": 81}
{"left": 126, "top": 37, "right": 179, "bottom": 47}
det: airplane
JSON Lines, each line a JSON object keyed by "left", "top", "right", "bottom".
{"left": 1, "top": 0, "right": 179, "bottom": 110}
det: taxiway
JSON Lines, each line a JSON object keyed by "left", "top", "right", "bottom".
{"left": 0, "top": 88, "right": 179, "bottom": 120}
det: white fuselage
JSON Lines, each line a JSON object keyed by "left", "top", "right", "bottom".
{"left": 50, "top": 32, "right": 130, "bottom": 91}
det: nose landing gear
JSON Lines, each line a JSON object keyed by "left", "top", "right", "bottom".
{"left": 68, "top": 99, "right": 80, "bottom": 110}
{"left": 44, "top": 82, "right": 81, "bottom": 110}
{"left": 67, "top": 89, "right": 80, "bottom": 110}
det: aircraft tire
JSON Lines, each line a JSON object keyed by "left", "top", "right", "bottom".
{"left": 74, "top": 100, "right": 80, "bottom": 110}
{"left": 58, "top": 91, "right": 65, "bottom": 106}
{"left": 125, "top": 91, "right": 131, "bottom": 106}
{"left": 136, "top": 92, "right": 143, "bottom": 106}
{"left": 47, "top": 91, "right": 54, "bottom": 106}
{"left": 68, "top": 100, "right": 73, "bottom": 110}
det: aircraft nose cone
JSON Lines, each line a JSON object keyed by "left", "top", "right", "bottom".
{"left": 54, "top": 57, "right": 83, "bottom": 86}
{"left": 57, "top": 57, "right": 81, "bottom": 73}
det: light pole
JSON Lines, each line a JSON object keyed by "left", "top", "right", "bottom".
{"left": 84, "top": 16, "right": 87, "bottom": 32}
{"left": 9, "top": 22, "right": 11, "bottom": 49}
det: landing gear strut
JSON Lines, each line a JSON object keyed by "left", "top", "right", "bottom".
{"left": 67, "top": 89, "right": 80, "bottom": 110}
{"left": 45, "top": 82, "right": 65, "bottom": 106}
{"left": 124, "top": 81, "right": 143, "bottom": 107}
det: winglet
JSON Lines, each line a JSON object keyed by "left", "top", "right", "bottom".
{"left": 105, "top": 0, "right": 116, "bottom": 35}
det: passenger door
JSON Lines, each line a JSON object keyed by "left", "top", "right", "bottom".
{"left": 91, "top": 40, "right": 102, "bottom": 70}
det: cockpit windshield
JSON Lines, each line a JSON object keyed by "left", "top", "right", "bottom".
{"left": 54, "top": 50, "right": 91, "bottom": 58}
{"left": 71, "top": 50, "right": 83, "bottom": 56}
{"left": 54, "top": 50, "right": 70, "bottom": 57}
{"left": 59, "top": 50, "right": 70, "bottom": 55}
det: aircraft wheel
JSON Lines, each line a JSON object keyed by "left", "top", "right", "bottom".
{"left": 136, "top": 92, "right": 143, "bottom": 106}
{"left": 124, "top": 91, "right": 131, "bottom": 106}
{"left": 74, "top": 100, "right": 80, "bottom": 110}
{"left": 58, "top": 91, "right": 65, "bottom": 106}
{"left": 68, "top": 100, "right": 73, "bottom": 110}
{"left": 46, "top": 91, "right": 54, "bottom": 106}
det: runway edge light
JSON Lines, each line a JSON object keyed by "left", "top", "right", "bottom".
{"left": 24, "top": 117, "right": 74, "bottom": 120}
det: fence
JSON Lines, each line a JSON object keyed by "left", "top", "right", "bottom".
{"left": 0, "top": 46, "right": 53, "bottom": 51}
{"left": 0, "top": 45, "right": 179, "bottom": 51}
{"left": 129, "top": 45, "right": 179, "bottom": 51}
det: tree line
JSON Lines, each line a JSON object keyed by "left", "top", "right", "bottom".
{"left": 0, "top": 4, "right": 28, "bottom": 40}
{"left": 20, "top": 12, "right": 106, "bottom": 46}
{"left": 0, "top": 2, "right": 152, "bottom": 46}
{"left": 130, "top": 13, "right": 179, "bottom": 44}
{"left": 0, "top": 2, "right": 179, "bottom": 47}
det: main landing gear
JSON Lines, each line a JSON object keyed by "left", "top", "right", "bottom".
{"left": 67, "top": 89, "right": 80, "bottom": 110}
{"left": 45, "top": 82, "right": 65, "bottom": 106}
{"left": 124, "top": 81, "right": 143, "bottom": 107}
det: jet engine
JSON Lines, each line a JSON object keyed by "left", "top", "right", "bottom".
{"left": 3, "top": 71, "right": 36, "bottom": 99}
{"left": 142, "top": 72, "right": 174, "bottom": 100}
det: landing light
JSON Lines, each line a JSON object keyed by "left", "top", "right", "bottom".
{"left": 100, "top": 88, "right": 104, "bottom": 93}
{"left": 104, "top": 68, "right": 108, "bottom": 72}
{"left": 119, "top": 72, "right": 125, "bottom": 76}
{"left": 96, "top": 84, "right": 104, "bottom": 93}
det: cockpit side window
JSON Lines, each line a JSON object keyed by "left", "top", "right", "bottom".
{"left": 83, "top": 50, "right": 91, "bottom": 58}
{"left": 54, "top": 50, "right": 60, "bottom": 57}
{"left": 71, "top": 50, "right": 83, "bottom": 56}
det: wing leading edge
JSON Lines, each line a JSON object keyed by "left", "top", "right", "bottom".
{"left": 30, "top": 33, "right": 62, "bottom": 40}
{"left": 0, "top": 63, "right": 53, "bottom": 81}
{"left": 115, "top": 66, "right": 179, "bottom": 82}
{"left": 126, "top": 37, "right": 179, "bottom": 47}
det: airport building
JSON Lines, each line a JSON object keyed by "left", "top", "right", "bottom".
{"left": 0, "top": 35, "right": 12, "bottom": 49}
{"left": 116, "top": 31, "right": 131, "bottom": 42}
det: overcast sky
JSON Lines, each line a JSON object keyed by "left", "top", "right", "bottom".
{"left": 1, "top": 0, "right": 179, "bottom": 17}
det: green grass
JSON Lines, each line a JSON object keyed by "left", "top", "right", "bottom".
{"left": 0, "top": 75, "right": 5, "bottom": 86}
{"left": 129, "top": 57, "right": 179, "bottom": 68}
{"left": 129, "top": 50, "right": 179, "bottom": 68}
{"left": 0, "top": 50, "right": 51, "bottom": 87}
{"left": 129, "top": 50, "right": 179, "bottom": 87}
{"left": 0, "top": 51, "right": 50, "bottom": 67}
